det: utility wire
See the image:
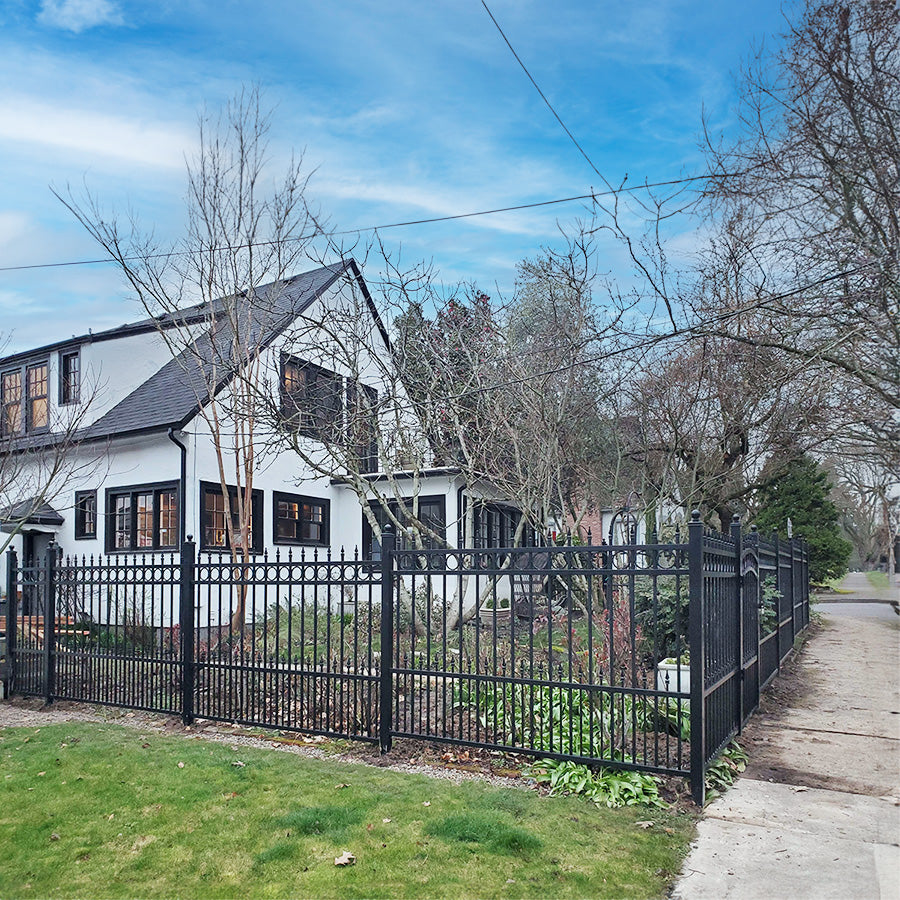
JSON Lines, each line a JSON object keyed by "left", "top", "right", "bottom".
{"left": 480, "top": 0, "right": 612, "bottom": 191}
{"left": 178, "top": 261, "right": 877, "bottom": 435}
{"left": 0, "top": 174, "right": 717, "bottom": 274}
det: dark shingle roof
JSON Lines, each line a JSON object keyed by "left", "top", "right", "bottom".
{"left": 82, "top": 263, "right": 348, "bottom": 439}
{"left": 0, "top": 499, "right": 65, "bottom": 527}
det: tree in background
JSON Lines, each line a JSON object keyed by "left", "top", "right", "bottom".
{"left": 754, "top": 454, "right": 852, "bottom": 583}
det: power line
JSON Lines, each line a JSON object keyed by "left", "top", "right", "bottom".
{"left": 0, "top": 174, "right": 718, "bottom": 274}
{"left": 480, "top": 1, "right": 612, "bottom": 191}
{"left": 181, "top": 261, "right": 878, "bottom": 435}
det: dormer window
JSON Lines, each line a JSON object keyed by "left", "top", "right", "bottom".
{"left": 60, "top": 350, "right": 80, "bottom": 405}
{"left": 26, "top": 362, "right": 48, "bottom": 431}
{"left": 1, "top": 359, "right": 49, "bottom": 435}
{"left": 281, "top": 356, "right": 343, "bottom": 442}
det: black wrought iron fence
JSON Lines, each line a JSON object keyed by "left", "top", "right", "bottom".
{"left": 2, "top": 512, "right": 809, "bottom": 804}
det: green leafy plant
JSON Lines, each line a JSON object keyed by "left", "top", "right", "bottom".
{"left": 704, "top": 741, "right": 748, "bottom": 800}
{"left": 528, "top": 759, "right": 666, "bottom": 809}
{"left": 760, "top": 576, "right": 781, "bottom": 634}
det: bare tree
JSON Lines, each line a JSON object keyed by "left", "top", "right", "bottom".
{"left": 58, "top": 88, "right": 318, "bottom": 630}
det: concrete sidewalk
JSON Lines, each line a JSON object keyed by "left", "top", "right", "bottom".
{"left": 672, "top": 598, "right": 900, "bottom": 900}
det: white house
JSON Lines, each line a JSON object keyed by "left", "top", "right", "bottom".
{"left": 0, "top": 261, "right": 526, "bottom": 599}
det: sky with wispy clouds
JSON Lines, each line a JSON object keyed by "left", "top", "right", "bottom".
{"left": 0, "top": 0, "right": 792, "bottom": 353}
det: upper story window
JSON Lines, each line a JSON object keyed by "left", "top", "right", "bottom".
{"left": 281, "top": 356, "right": 344, "bottom": 442}
{"left": 1, "top": 370, "right": 22, "bottom": 436}
{"left": 105, "top": 482, "right": 179, "bottom": 552}
{"left": 273, "top": 492, "right": 330, "bottom": 546}
{"left": 0, "top": 359, "right": 49, "bottom": 436}
{"left": 74, "top": 490, "right": 97, "bottom": 540}
{"left": 60, "top": 350, "right": 80, "bottom": 405}
{"left": 200, "top": 481, "right": 263, "bottom": 553}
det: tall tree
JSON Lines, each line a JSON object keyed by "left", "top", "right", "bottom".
{"left": 60, "top": 88, "right": 317, "bottom": 630}
{"left": 755, "top": 454, "right": 852, "bottom": 582}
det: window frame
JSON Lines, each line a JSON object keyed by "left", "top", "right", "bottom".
{"left": 272, "top": 491, "right": 330, "bottom": 547}
{"left": 280, "top": 354, "right": 344, "bottom": 442}
{"left": 199, "top": 481, "right": 264, "bottom": 554}
{"left": 25, "top": 361, "right": 49, "bottom": 433}
{"left": 59, "top": 349, "right": 80, "bottom": 405}
{"left": 362, "top": 494, "right": 446, "bottom": 560}
{"left": 1, "top": 357, "right": 52, "bottom": 436}
{"left": 74, "top": 490, "right": 97, "bottom": 540}
{"left": 104, "top": 481, "right": 180, "bottom": 553}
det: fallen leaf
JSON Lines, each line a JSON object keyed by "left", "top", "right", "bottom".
{"left": 232, "top": 761, "right": 245, "bottom": 768}
{"left": 422, "top": 801, "right": 431, "bottom": 807}
{"left": 37, "top": 771, "right": 46, "bottom": 777}
{"left": 793, "top": 786, "right": 808, "bottom": 793}
{"left": 382, "top": 818, "right": 392, "bottom": 824}
{"left": 50, "top": 833, "right": 60, "bottom": 842}
{"left": 635, "top": 821, "right": 654, "bottom": 829}
{"left": 366, "top": 824, "right": 374, "bottom": 831}
{"left": 107, "top": 814, "right": 115, "bottom": 821}
{"left": 334, "top": 850, "right": 356, "bottom": 867}
{"left": 177, "top": 762, "right": 185, "bottom": 769}
{"left": 335, "top": 783, "right": 350, "bottom": 790}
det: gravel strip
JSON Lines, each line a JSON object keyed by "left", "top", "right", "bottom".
{"left": 0, "top": 698, "right": 528, "bottom": 790}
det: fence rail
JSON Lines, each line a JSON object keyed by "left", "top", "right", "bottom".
{"left": 2, "top": 512, "right": 808, "bottom": 804}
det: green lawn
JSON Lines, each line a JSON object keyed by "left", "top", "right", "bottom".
{"left": 0, "top": 723, "right": 693, "bottom": 899}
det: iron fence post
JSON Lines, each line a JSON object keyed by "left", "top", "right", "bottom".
{"left": 4, "top": 548, "right": 17, "bottom": 697}
{"left": 772, "top": 530, "right": 781, "bottom": 673}
{"left": 731, "top": 515, "right": 743, "bottom": 733}
{"left": 750, "top": 525, "right": 761, "bottom": 709}
{"left": 379, "top": 528, "right": 395, "bottom": 754}
{"left": 43, "top": 542, "right": 58, "bottom": 705}
{"left": 179, "top": 537, "right": 196, "bottom": 726}
{"left": 688, "top": 510, "right": 705, "bottom": 806}
{"left": 787, "top": 536, "right": 796, "bottom": 647}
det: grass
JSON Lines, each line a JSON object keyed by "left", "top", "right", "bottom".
{"left": 0, "top": 722, "right": 694, "bottom": 899}
{"left": 865, "top": 571, "right": 890, "bottom": 591}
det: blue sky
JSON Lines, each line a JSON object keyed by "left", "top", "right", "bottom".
{"left": 0, "top": 0, "right": 793, "bottom": 354}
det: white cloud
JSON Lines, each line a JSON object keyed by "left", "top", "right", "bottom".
{"left": 0, "top": 95, "right": 192, "bottom": 169}
{"left": 38, "top": 0, "right": 123, "bottom": 33}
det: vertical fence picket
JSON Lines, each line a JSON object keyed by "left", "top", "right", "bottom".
{"left": 688, "top": 511, "right": 705, "bottom": 805}
{"left": 379, "top": 528, "right": 395, "bottom": 754}
{"left": 731, "top": 515, "right": 743, "bottom": 733}
{"left": 4, "top": 548, "right": 17, "bottom": 696}
{"left": 180, "top": 538, "right": 196, "bottom": 725}
{"left": 43, "top": 543, "right": 58, "bottom": 705}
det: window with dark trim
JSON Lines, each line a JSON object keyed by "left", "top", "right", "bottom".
{"left": 74, "top": 490, "right": 97, "bottom": 540}
{"left": 273, "top": 492, "right": 330, "bottom": 546}
{"left": 471, "top": 502, "right": 533, "bottom": 549}
{"left": 281, "top": 356, "right": 343, "bottom": 442}
{"left": 1, "top": 369, "right": 22, "bottom": 436}
{"left": 60, "top": 350, "right": 80, "bottom": 405}
{"left": 200, "top": 481, "right": 263, "bottom": 553}
{"left": 25, "top": 362, "right": 49, "bottom": 431}
{"left": 1, "top": 358, "right": 51, "bottom": 436}
{"left": 362, "top": 495, "right": 446, "bottom": 560}
{"left": 105, "top": 483, "right": 179, "bottom": 552}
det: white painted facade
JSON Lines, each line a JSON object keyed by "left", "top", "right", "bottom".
{"left": 1, "top": 266, "right": 513, "bottom": 609}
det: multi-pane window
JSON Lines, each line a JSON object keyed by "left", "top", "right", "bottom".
{"left": 273, "top": 492, "right": 329, "bottom": 546}
{"left": 200, "top": 482, "right": 262, "bottom": 553}
{"left": 347, "top": 382, "right": 379, "bottom": 473}
{"left": 74, "top": 490, "right": 97, "bottom": 539}
{"left": 106, "top": 484, "right": 179, "bottom": 552}
{"left": 1, "top": 370, "right": 22, "bottom": 436}
{"left": 60, "top": 351, "right": 80, "bottom": 404}
{"left": 363, "top": 496, "right": 446, "bottom": 560}
{"left": 26, "top": 363, "right": 49, "bottom": 431}
{"left": 472, "top": 503, "right": 533, "bottom": 549}
{"left": 281, "top": 356, "right": 344, "bottom": 442}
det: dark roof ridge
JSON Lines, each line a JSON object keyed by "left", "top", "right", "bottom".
{"left": 0, "top": 261, "right": 352, "bottom": 368}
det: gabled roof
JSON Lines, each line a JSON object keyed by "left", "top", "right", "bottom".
{"left": 6, "top": 260, "right": 384, "bottom": 448}
{"left": 83, "top": 263, "right": 348, "bottom": 439}
{"left": 0, "top": 498, "right": 65, "bottom": 528}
